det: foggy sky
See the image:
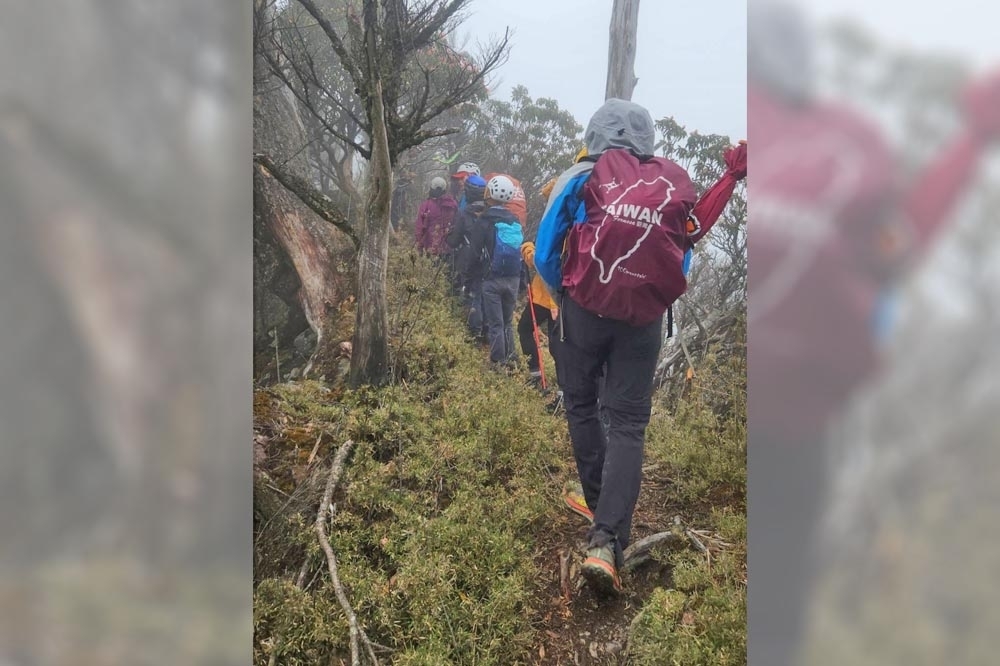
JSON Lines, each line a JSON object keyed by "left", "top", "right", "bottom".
{"left": 459, "top": 0, "right": 748, "bottom": 142}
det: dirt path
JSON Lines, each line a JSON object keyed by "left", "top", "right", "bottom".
{"left": 527, "top": 461, "right": 684, "bottom": 665}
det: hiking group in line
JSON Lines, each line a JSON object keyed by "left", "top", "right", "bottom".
{"left": 412, "top": 99, "right": 747, "bottom": 596}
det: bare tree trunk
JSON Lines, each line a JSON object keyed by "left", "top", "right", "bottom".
{"left": 255, "top": 168, "right": 347, "bottom": 377}
{"left": 254, "top": 28, "right": 356, "bottom": 378}
{"left": 350, "top": 3, "right": 394, "bottom": 387}
{"left": 606, "top": 0, "right": 640, "bottom": 101}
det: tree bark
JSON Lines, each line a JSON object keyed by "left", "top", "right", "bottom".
{"left": 349, "top": 2, "right": 394, "bottom": 387}
{"left": 255, "top": 167, "right": 348, "bottom": 377}
{"left": 606, "top": 0, "right": 641, "bottom": 101}
{"left": 254, "top": 36, "right": 355, "bottom": 378}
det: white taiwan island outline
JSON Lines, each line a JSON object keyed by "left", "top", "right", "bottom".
{"left": 591, "top": 176, "right": 676, "bottom": 284}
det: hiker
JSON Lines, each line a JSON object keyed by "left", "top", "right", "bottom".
{"left": 516, "top": 176, "right": 564, "bottom": 386}
{"left": 749, "top": 3, "right": 1000, "bottom": 663}
{"left": 483, "top": 170, "right": 528, "bottom": 226}
{"left": 450, "top": 161, "right": 481, "bottom": 210}
{"left": 517, "top": 152, "right": 590, "bottom": 387}
{"left": 470, "top": 175, "right": 524, "bottom": 365}
{"left": 518, "top": 239, "right": 556, "bottom": 385}
{"left": 413, "top": 176, "right": 457, "bottom": 258}
{"left": 446, "top": 174, "right": 489, "bottom": 327}
{"left": 534, "top": 99, "right": 746, "bottom": 595}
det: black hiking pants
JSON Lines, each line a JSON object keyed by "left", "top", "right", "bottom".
{"left": 551, "top": 295, "right": 662, "bottom": 568}
{"left": 465, "top": 277, "right": 484, "bottom": 339}
{"left": 517, "top": 302, "right": 554, "bottom": 371}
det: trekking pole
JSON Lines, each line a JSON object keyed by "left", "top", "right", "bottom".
{"left": 526, "top": 279, "right": 548, "bottom": 390}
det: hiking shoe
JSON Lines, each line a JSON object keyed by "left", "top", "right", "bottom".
{"left": 562, "top": 481, "right": 594, "bottom": 524}
{"left": 582, "top": 544, "right": 622, "bottom": 596}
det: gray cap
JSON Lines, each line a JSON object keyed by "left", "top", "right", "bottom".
{"left": 584, "top": 98, "right": 656, "bottom": 156}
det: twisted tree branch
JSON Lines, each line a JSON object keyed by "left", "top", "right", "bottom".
{"left": 315, "top": 440, "right": 380, "bottom": 666}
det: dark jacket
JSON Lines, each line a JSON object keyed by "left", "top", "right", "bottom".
{"left": 471, "top": 205, "right": 523, "bottom": 280}
{"left": 447, "top": 201, "right": 486, "bottom": 282}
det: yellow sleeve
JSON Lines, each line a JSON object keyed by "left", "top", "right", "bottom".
{"left": 520, "top": 241, "right": 536, "bottom": 270}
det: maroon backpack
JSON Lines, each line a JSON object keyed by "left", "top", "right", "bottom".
{"left": 562, "top": 149, "right": 697, "bottom": 326}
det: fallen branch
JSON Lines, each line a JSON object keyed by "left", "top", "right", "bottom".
{"left": 621, "top": 531, "right": 683, "bottom": 572}
{"left": 559, "top": 550, "right": 572, "bottom": 603}
{"left": 622, "top": 521, "right": 737, "bottom": 572}
{"left": 315, "top": 440, "right": 381, "bottom": 666}
{"left": 686, "top": 529, "right": 708, "bottom": 556}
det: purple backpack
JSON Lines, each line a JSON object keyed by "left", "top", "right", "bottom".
{"left": 562, "top": 149, "right": 697, "bottom": 326}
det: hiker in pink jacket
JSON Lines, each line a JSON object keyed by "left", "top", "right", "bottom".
{"left": 414, "top": 177, "right": 458, "bottom": 256}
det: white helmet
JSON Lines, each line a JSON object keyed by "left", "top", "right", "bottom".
{"left": 429, "top": 176, "right": 447, "bottom": 196}
{"left": 486, "top": 175, "right": 516, "bottom": 203}
{"left": 457, "top": 162, "right": 481, "bottom": 176}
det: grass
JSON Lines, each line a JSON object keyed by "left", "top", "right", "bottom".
{"left": 628, "top": 328, "right": 747, "bottom": 665}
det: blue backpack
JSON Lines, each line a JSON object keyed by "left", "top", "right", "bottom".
{"left": 489, "top": 219, "right": 523, "bottom": 278}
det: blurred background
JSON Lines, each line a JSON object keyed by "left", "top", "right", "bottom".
{"left": 0, "top": 1, "right": 251, "bottom": 664}
{"left": 749, "top": 0, "right": 1000, "bottom": 664}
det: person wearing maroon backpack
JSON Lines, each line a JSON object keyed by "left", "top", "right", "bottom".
{"left": 534, "top": 99, "right": 746, "bottom": 595}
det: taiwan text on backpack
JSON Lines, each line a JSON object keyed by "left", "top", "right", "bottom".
{"left": 561, "top": 148, "right": 697, "bottom": 326}
{"left": 489, "top": 217, "right": 524, "bottom": 278}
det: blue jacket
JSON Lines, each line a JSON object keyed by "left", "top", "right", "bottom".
{"left": 534, "top": 161, "right": 595, "bottom": 294}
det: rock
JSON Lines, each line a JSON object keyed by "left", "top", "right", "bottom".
{"left": 293, "top": 329, "right": 317, "bottom": 356}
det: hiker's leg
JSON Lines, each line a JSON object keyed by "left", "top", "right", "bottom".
{"left": 500, "top": 276, "right": 519, "bottom": 363}
{"left": 517, "top": 305, "right": 538, "bottom": 370}
{"left": 466, "top": 278, "right": 483, "bottom": 338}
{"left": 597, "top": 367, "right": 610, "bottom": 442}
{"left": 482, "top": 278, "right": 506, "bottom": 364}
{"left": 478, "top": 287, "right": 488, "bottom": 340}
{"left": 553, "top": 297, "right": 611, "bottom": 511}
{"left": 591, "top": 316, "right": 662, "bottom": 567}
{"left": 543, "top": 311, "right": 559, "bottom": 384}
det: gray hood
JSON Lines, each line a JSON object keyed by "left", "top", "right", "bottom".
{"left": 584, "top": 98, "right": 656, "bottom": 156}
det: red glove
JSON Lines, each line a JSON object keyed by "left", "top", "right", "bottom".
{"left": 724, "top": 140, "right": 748, "bottom": 179}
{"left": 962, "top": 69, "right": 1000, "bottom": 139}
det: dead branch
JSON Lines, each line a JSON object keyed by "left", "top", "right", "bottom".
{"left": 621, "top": 530, "right": 683, "bottom": 572}
{"left": 685, "top": 529, "right": 708, "bottom": 556}
{"left": 559, "top": 550, "right": 572, "bottom": 603}
{"left": 621, "top": 522, "right": 736, "bottom": 573}
{"left": 255, "top": 152, "right": 360, "bottom": 249}
{"left": 315, "top": 439, "right": 381, "bottom": 666}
